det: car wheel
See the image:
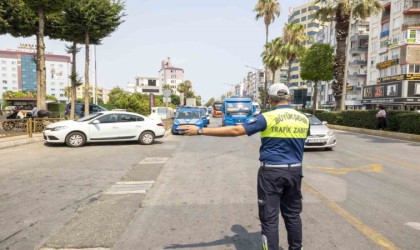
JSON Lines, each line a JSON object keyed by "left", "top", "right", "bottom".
{"left": 140, "top": 131, "right": 155, "bottom": 145}
{"left": 65, "top": 132, "right": 86, "bottom": 147}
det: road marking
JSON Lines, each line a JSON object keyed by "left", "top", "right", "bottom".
{"left": 305, "top": 164, "right": 383, "bottom": 175}
{"left": 303, "top": 182, "right": 399, "bottom": 250}
{"left": 370, "top": 155, "right": 420, "bottom": 170}
{"left": 405, "top": 222, "right": 420, "bottom": 231}
{"left": 139, "top": 157, "right": 169, "bottom": 164}
{"left": 104, "top": 181, "right": 154, "bottom": 195}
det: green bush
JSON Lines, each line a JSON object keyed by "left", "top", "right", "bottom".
{"left": 385, "top": 110, "right": 411, "bottom": 131}
{"left": 316, "top": 111, "right": 343, "bottom": 125}
{"left": 340, "top": 111, "right": 377, "bottom": 129}
{"left": 396, "top": 113, "right": 420, "bottom": 134}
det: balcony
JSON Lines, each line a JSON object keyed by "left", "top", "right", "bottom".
{"left": 404, "top": 1, "right": 420, "bottom": 15}
{"left": 351, "top": 33, "right": 369, "bottom": 41}
{"left": 350, "top": 46, "right": 368, "bottom": 53}
{"left": 349, "top": 72, "right": 367, "bottom": 78}
{"left": 380, "top": 30, "right": 390, "bottom": 37}
{"left": 402, "top": 20, "right": 420, "bottom": 29}
{"left": 349, "top": 59, "right": 368, "bottom": 66}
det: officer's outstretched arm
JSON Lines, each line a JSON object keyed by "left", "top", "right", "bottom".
{"left": 178, "top": 125, "right": 246, "bottom": 137}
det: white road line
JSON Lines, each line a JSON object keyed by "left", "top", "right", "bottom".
{"left": 405, "top": 222, "right": 420, "bottom": 231}
{"left": 138, "top": 157, "right": 169, "bottom": 164}
{"left": 104, "top": 181, "right": 154, "bottom": 195}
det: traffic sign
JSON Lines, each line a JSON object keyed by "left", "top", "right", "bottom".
{"left": 163, "top": 90, "right": 171, "bottom": 97}
{"left": 163, "top": 97, "right": 171, "bottom": 103}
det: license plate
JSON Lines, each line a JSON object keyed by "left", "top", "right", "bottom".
{"left": 307, "top": 139, "right": 324, "bottom": 143}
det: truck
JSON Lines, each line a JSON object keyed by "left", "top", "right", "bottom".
{"left": 212, "top": 101, "right": 223, "bottom": 118}
{"left": 221, "top": 96, "right": 254, "bottom": 126}
{"left": 186, "top": 98, "right": 196, "bottom": 106}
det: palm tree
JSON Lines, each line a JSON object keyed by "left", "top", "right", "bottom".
{"left": 261, "top": 37, "right": 285, "bottom": 86}
{"left": 177, "top": 81, "right": 193, "bottom": 105}
{"left": 281, "top": 22, "right": 308, "bottom": 86}
{"left": 254, "top": 0, "right": 281, "bottom": 108}
{"left": 315, "top": 0, "right": 382, "bottom": 110}
{"left": 64, "top": 86, "right": 71, "bottom": 101}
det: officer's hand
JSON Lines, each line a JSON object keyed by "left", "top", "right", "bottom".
{"left": 178, "top": 125, "right": 199, "bottom": 135}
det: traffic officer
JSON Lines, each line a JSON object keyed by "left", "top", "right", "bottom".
{"left": 179, "top": 83, "right": 310, "bottom": 250}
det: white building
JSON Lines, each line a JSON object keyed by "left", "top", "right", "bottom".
{"left": 365, "top": 0, "right": 420, "bottom": 110}
{"left": 126, "top": 76, "right": 161, "bottom": 95}
{"left": 159, "top": 58, "right": 184, "bottom": 95}
{"left": 0, "top": 44, "right": 71, "bottom": 103}
{"left": 243, "top": 70, "right": 265, "bottom": 102}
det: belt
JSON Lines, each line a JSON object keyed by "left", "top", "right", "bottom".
{"left": 260, "top": 162, "right": 302, "bottom": 168}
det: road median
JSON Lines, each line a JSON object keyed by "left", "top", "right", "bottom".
{"left": 328, "top": 124, "right": 420, "bottom": 143}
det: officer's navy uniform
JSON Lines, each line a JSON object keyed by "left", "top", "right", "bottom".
{"left": 242, "top": 104, "right": 310, "bottom": 250}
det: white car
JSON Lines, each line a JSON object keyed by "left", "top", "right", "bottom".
{"left": 43, "top": 111, "right": 165, "bottom": 147}
{"left": 304, "top": 113, "right": 337, "bottom": 150}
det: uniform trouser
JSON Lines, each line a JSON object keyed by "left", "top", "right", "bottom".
{"left": 258, "top": 165, "right": 303, "bottom": 250}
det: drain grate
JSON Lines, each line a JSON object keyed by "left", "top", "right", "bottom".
{"left": 139, "top": 157, "right": 169, "bottom": 164}
{"left": 104, "top": 181, "right": 154, "bottom": 195}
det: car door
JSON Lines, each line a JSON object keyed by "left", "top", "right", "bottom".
{"left": 118, "top": 114, "right": 145, "bottom": 139}
{"left": 89, "top": 114, "right": 120, "bottom": 140}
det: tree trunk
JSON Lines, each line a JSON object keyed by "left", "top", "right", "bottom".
{"left": 287, "top": 58, "right": 292, "bottom": 86}
{"left": 70, "top": 40, "right": 77, "bottom": 120}
{"left": 36, "top": 7, "right": 47, "bottom": 110}
{"left": 272, "top": 70, "right": 276, "bottom": 86}
{"left": 333, "top": 10, "right": 350, "bottom": 111}
{"left": 312, "top": 81, "right": 318, "bottom": 115}
{"left": 84, "top": 32, "right": 90, "bottom": 117}
{"left": 263, "top": 24, "right": 269, "bottom": 109}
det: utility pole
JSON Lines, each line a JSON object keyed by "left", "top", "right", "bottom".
{"left": 94, "top": 45, "right": 98, "bottom": 105}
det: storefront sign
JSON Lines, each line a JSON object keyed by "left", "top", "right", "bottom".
{"left": 363, "top": 82, "right": 402, "bottom": 99}
{"left": 376, "top": 59, "right": 399, "bottom": 69}
{"left": 362, "top": 98, "right": 420, "bottom": 103}
{"left": 346, "top": 86, "right": 354, "bottom": 91}
{"left": 376, "top": 74, "right": 420, "bottom": 84}
{"left": 406, "top": 74, "right": 420, "bottom": 80}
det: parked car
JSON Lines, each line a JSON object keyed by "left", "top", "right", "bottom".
{"left": 43, "top": 111, "right": 165, "bottom": 147}
{"left": 171, "top": 108, "right": 204, "bottom": 135}
{"left": 304, "top": 113, "right": 336, "bottom": 150}
{"left": 64, "top": 103, "right": 107, "bottom": 118}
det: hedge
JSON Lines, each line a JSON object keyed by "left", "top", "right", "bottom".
{"left": 313, "top": 110, "right": 420, "bottom": 135}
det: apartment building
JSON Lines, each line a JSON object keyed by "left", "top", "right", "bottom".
{"left": 126, "top": 76, "right": 161, "bottom": 95}
{"left": 365, "top": 0, "right": 420, "bottom": 110}
{"left": 313, "top": 19, "right": 369, "bottom": 110}
{"left": 76, "top": 85, "right": 110, "bottom": 104}
{"left": 243, "top": 70, "right": 265, "bottom": 102}
{"left": 0, "top": 44, "right": 71, "bottom": 103}
{"left": 159, "top": 58, "right": 184, "bottom": 95}
{"left": 287, "top": 1, "right": 322, "bottom": 88}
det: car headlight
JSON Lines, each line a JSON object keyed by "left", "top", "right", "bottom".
{"left": 327, "top": 130, "right": 334, "bottom": 136}
{"left": 51, "top": 126, "right": 68, "bottom": 131}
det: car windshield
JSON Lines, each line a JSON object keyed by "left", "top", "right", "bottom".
{"left": 226, "top": 102, "right": 252, "bottom": 116}
{"left": 77, "top": 113, "right": 103, "bottom": 122}
{"left": 176, "top": 110, "right": 201, "bottom": 119}
{"left": 214, "top": 104, "right": 222, "bottom": 110}
{"left": 308, "top": 115, "right": 323, "bottom": 125}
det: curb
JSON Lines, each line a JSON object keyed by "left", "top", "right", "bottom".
{"left": 328, "top": 124, "right": 420, "bottom": 143}
{"left": 0, "top": 134, "right": 44, "bottom": 150}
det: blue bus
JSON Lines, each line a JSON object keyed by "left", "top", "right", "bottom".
{"left": 221, "top": 97, "right": 254, "bottom": 126}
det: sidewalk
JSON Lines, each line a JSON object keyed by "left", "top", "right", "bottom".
{"left": 328, "top": 124, "right": 420, "bottom": 143}
{"left": 0, "top": 133, "right": 43, "bottom": 150}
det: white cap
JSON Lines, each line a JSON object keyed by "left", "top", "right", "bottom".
{"left": 267, "top": 83, "right": 290, "bottom": 97}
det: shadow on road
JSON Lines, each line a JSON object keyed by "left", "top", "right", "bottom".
{"left": 43, "top": 140, "right": 165, "bottom": 148}
{"left": 164, "top": 225, "right": 283, "bottom": 250}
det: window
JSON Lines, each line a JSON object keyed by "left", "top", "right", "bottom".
{"left": 301, "top": 8, "right": 307, "bottom": 13}
{"left": 2, "top": 80, "right": 6, "bottom": 84}
{"left": 11, "top": 61, "right": 16, "bottom": 65}
{"left": 401, "top": 65, "right": 407, "bottom": 74}
{"left": 51, "top": 88, "right": 55, "bottom": 91}
{"left": 394, "top": 1, "right": 402, "bottom": 12}
{"left": 1, "top": 61, "right": 6, "bottom": 64}
{"left": 1, "top": 67, "right": 6, "bottom": 71}
{"left": 12, "top": 74, "right": 16, "bottom": 78}
{"left": 393, "top": 17, "right": 401, "bottom": 29}
{"left": 59, "top": 64, "right": 63, "bottom": 68}
{"left": 60, "top": 94, "right": 64, "bottom": 97}
{"left": 301, "top": 16, "right": 307, "bottom": 22}
{"left": 120, "top": 114, "right": 144, "bottom": 122}
{"left": 3, "top": 87, "right": 7, "bottom": 90}
{"left": 97, "top": 114, "right": 119, "bottom": 123}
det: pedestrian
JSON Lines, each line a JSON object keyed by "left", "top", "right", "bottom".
{"left": 376, "top": 105, "right": 386, "bottom": 130}
{"left": 179, "top": 83, "right": 310, "bottom": 250}
{"left": 32, "top": 105, "right": 38, "bottom": 118}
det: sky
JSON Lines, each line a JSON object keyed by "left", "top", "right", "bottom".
{"left": 0, "top": 0, "right": 308, "bottom": 104}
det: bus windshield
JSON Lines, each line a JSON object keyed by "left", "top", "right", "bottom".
{"left": 225, "top": 102, "right": 253, "bottom": 116}
{"left": 213, "top": 104, "right": 222, "bottom": 111}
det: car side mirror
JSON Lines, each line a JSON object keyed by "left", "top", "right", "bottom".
{"left": 322, "top": 121, "right": 328, "bottom": 125}
{"left": 92, "top": 120, "right": 100, "bottom": 124}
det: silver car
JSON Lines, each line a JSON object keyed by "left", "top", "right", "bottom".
{"left": 304, "top": 113, "right": 337, "bottom": 150}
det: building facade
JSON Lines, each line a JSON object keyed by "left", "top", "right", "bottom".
{"left": 365, "top": 0, "right": 420, "bottom": 110}
{"left": 287, "top": 1, "right": 322, "bottom": 88}
{"left": 313, "top": 19, "right": 369, "bottom": 110}
{"left": 76, "top": 85, "right": 110, "bottom": 104}
{"left": 243, "top": 69, "right": 265, "bottom": 102}
{"left": 159, "top": 58, "right": 184, "bottom": 95}
{"left": 126, "top": 76, "right": 161, "bottom": 95}
{"left": 0, "top": 44, "right": 71, "bottom": 103}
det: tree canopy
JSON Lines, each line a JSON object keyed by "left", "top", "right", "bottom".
{"left": 300, "top": 43, "right": 335, "bottom": 83}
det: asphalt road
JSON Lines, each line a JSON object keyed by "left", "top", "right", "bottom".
{"left": 0, "top": 117, "right": 419, "bottom": 250}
